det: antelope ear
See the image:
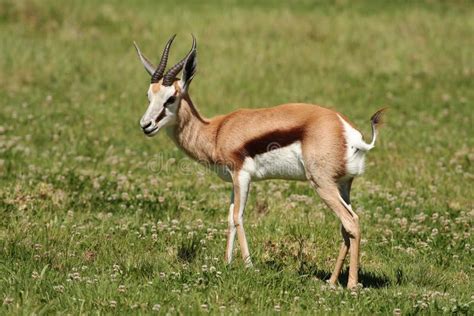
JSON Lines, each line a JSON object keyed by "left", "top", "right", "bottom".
{"left": 180, "top": 49, "right": 197, "bottom": 93}
{"left": 133, "top": 41, "right": 156, "bottom": 76}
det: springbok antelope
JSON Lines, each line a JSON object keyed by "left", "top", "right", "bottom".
{"left": 133, "top": 35, "right": 386, "bottom": 289}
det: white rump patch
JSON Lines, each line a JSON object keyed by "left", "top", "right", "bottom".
{"left": 242, "top": 141, "right": 307, "bottom": 181}
{"left": 338, "top": 115, "right": 368, "bottom": 177}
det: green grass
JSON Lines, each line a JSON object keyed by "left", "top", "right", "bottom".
{"left": 0, "top": 0, "right": 473, "bottom": 314}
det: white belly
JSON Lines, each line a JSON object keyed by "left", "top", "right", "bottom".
{"left": 242, "top": 141, "right": 307, "bottom": 181}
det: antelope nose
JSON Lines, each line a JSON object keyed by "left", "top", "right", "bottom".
{"left": 140, "top": 120, "right": 152, "bottom": 129}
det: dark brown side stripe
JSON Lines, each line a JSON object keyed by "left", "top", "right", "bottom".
{"left": 238, "top": 127, "right": 305, "bottom": 159}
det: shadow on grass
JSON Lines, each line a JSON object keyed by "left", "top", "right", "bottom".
{"left": 263, "top": 259, "right": 390, "bottom": 288}
{"left": 264, "top": 260, "right": 286, "bottom": 272}
{"left": 306, "top": 265, "right": 391, "bottom": 288}
{"left": 177, "top": 237, "right": 200, "bottom": 263}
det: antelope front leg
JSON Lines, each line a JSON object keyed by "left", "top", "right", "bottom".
{"left": 225, "top": 191, "right": 236, "bottom": 264}
{"left": 232, "top": 171, "right": 252, "bottom": 267}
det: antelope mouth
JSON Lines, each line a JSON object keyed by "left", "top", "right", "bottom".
{"left": 143, "top": 126, "right": 159, "bottom": 137}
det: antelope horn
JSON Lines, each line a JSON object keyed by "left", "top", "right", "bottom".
{"left": 151, "top": 34, "right": 177, "bottom": 84}
{"left": 133, "top": 41, "right": 156, "bottom": 76}
{"left": 162, "top": 34, "right": 196, "bottom": 86}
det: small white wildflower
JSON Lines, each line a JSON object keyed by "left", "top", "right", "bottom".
{"left": 3, "top": 297, "right": 14, "bottom": 305}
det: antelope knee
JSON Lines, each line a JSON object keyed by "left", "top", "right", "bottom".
{"left": 346, "top": 217, "right": 360, "bottom": 239}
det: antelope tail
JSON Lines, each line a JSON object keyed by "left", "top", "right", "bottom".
{"left": 366, "top": 107, "right": 387, "bottom": 150}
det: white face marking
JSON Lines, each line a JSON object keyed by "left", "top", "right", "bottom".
{"left": 338, "top": 115, "right": 367, "bottom": 176}
{"left": 140, "top": 84, "right": 179, "bottom": 137}
{"left": 242, "top": 142, "right": 307, "bottom": 181}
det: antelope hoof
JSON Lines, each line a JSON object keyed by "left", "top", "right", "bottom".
{"left": 347, "top": 281, "right": 361, "bottom": 290}
{"left": 244, "top": 257, "right": 253, "bottom": 268}
{"left": 328, "top": 275, "right": 339, "bottom": 285}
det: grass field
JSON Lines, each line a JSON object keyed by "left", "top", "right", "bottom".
{"left": 1, "top": 0, "right": 473, "bottom": 314}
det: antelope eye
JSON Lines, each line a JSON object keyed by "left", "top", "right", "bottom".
{"left": 164, "top": 96, "right": 176, "bottom": 106}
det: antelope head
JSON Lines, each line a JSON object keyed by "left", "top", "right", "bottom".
{"left": 134, "top": 35, "right": 197, "bottom": 137}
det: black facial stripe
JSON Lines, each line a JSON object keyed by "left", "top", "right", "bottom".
{"left": 155, "top": 109, "right": 167, "bottom": 123}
